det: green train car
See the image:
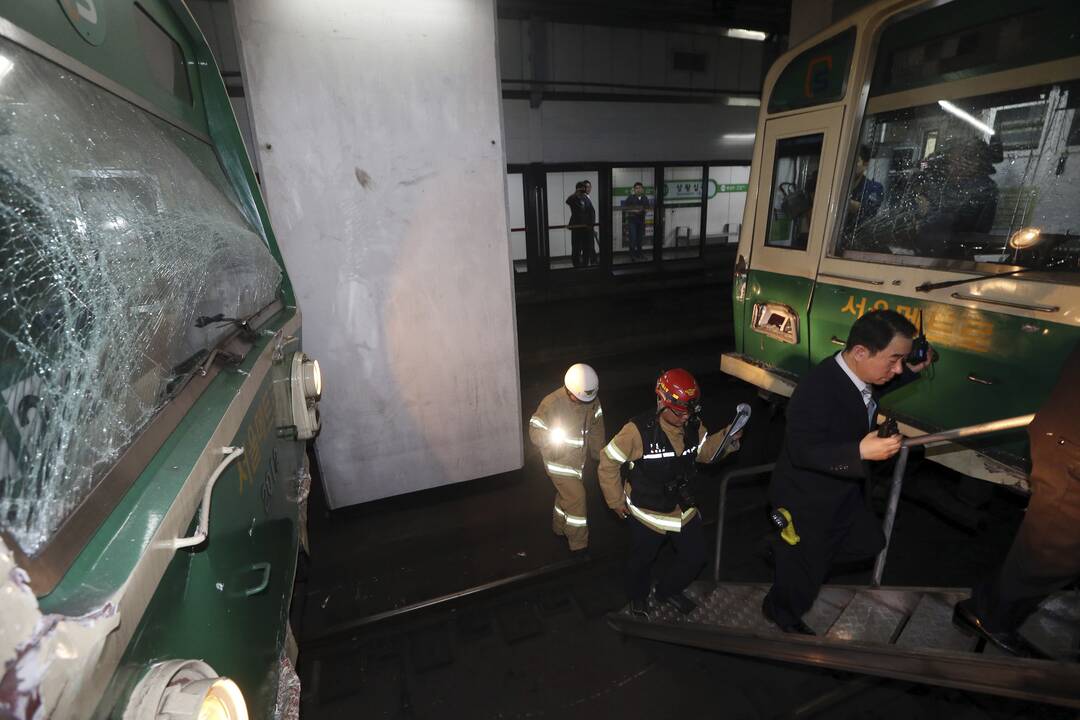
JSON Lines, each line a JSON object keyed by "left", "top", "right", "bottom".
{"left": 0, "top": 2, "right": 320, "bottom": 718}
{"left": 723, "top": 0, "right": 1080, "bottom": 489}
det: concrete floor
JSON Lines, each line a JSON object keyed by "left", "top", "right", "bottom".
{"left": 292, "top": 274, "right": 1072, "bottom": 718}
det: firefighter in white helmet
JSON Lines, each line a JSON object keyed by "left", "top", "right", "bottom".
{"left": 529, "top": 363, "right": 604, "bottom": 555}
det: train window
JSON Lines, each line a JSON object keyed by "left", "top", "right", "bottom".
{"left": 870, "top": 0, "right": 1079, "bottom": 98}
{"left": 134, "top": 4, "right": 192, "bottom": 104}
{"left": 764, "top": 134, "right": 823, "bottom": 251}
{"left": 837, "top": 82, "right": 1080, "bottom": 275}
{"left": 0, "top": 39, "right": 281, "bottom": 556}
{"left": 767, "top": 28, "right": 854, "bottom": 114}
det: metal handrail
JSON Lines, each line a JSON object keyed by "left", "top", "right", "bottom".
{"left": 871, "top": 413, "right": 1034, "bottom": 585}
{"left": 713, "top": 463, "right": 776, "bottom": 582}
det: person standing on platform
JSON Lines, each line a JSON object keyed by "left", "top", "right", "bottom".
{"left": 621, "top": 181, "right": 651, "bottom": 261}
{"left": 953, "top": 343, "right": 1080, "bottom": 657}
{"left": 583, "top": 180, "right": 598, "bottom": 265}
{"left": 598, "top": 369, "right": 741, "bottom": 617}
{"left": 762, "top": 310, "right": 932, "bottom": 634}
{"left": 566, "top": 181, "right": 595, "bottom": 268}
{"left": 529, "top": 363, "right": 604, "bottom": 556}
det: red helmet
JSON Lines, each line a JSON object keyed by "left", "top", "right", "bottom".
{"left": 655, "top": 368, "right": 700, "bottom": 415}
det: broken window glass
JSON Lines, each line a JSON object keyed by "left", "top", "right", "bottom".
{"left": 0, "top": 38, "right": 282, "bottom": 556}
{"left": 837, "top": 82, "right": 1080, "bottom": 274}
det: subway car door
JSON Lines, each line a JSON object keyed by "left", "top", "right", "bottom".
{"left": 743, "top": 106, "right": 844, "bottom": 378}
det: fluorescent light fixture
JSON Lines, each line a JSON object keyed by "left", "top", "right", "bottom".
{"left": 726, "top": 96, "right": 761, "bottom": 107}
{"left": 937, "top": 100, "right": 995, "bottom": 136}
{"left": 725, "top": 28, "right": 768, "bottom": 41}
{"left": 721, "top": 133, "right": 756, "bottom": 142}
{"left": 0, "top": 55, "right": 12, "bottom": 82}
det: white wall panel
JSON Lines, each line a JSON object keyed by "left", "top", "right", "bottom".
{"left": 233, "top": 0, "right": 522, "bottom": 508}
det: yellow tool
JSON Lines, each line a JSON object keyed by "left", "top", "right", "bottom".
{"left": 770, "top": 507, "right": 800, "bottom": 546}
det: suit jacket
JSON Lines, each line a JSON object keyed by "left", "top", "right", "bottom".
{"left": 566, "top": 193, "right": 595, "bottom": 229}
{"left": 770, "top": 352, "right": 919, "bottom": 531}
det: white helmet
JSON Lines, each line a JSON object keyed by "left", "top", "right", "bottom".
{"left": 564, "top": 363, "right": 599, "bottom": 402}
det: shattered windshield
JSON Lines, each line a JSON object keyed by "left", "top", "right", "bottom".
{"left": 0, "top": 39, "right": 282, "bottom": 555}
{"left": 837, "top": 82, "right": 1080, "bottom": 273}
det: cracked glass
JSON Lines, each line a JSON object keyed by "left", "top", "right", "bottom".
{"left": 0, "top": 39, "right": 282, "bottom": 555}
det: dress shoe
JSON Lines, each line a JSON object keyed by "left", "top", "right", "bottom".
{"left": 762, "top": 597, "right": 816, "bottom": 635}
{"left": 628, "top": 598, "right": 650, "bottom": 618}
{"left": 658, "top": 590, "right": 697, "bottom": 615}
{"left": 952, "top": 599, "right": 1044, "bottom": 658}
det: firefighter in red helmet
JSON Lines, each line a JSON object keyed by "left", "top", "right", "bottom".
{"left": 598, "top": 369, "right": 742, "bottom": 616}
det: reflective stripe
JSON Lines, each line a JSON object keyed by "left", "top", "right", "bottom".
{"left": 530, "top": 416, "right": 548, "bottom": 430}
{"left": 554, "top": 505, "right": 588, "bottom": 527}
{"left": 625, "top": 495, "right": 684, "bottom": 532}
{"left": 594, "top": 405, "right": 603, "bottom": 419}
{"left": 642, "top": 451, "right": 676, "bottom": 459}
{"left": 604, "top": 441, "right": 628, "bottom": 464}
{"left": 546, "top": 461, "right": 583, "bottom": 479}
{"left": 560, "top": 433, "right": 585, "bottom": 448}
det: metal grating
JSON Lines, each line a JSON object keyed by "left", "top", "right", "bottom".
{"left": 895, "top": 592, "right": 977, "bottom": 652}
{"left": 804, "top": 587, "right": 856, "bottom": 635}
{"left": 826, "top": 589, "right": 919, "bottom": 644}
{"left": 1022, "top": 591, "right": 1080, "bottom": 661}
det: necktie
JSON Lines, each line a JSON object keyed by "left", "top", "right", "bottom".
{"left": 862, "top": 388, "right": 877, "bottom": 428}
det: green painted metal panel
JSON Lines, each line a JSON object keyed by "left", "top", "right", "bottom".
{"left": 743, "top": 269, "right": 815, "bottom": 376}
{"left": 2, "top": 0, "right": 208, "bottom": 136}
{"left": 808, "top": 284, "right": 1079, "bottom": 461}
{"left": 869, "top": 0, "right": 1080, "bottom": 97}
{"left": 39, "top": 309, "right": 299, "bottom": 614}
{"left": 89, "top": 334, "right": 304, "bottom": 718}
{"left": 768, "top": 28, "right": 855, "bottom": 115}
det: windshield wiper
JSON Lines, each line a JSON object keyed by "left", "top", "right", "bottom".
{"left": 915, "top": 266, "right": 1038, "bottom": 293}
{"left": 195, "top": 312, "right": 257, "bottom": 342}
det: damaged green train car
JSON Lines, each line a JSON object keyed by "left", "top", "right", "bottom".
{"left": 0, "top": 2, "right": 321, "bottom": 718}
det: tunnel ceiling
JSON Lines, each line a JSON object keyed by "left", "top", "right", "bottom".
{"left": 497, "top": 0, "right": 791, "bottom": 39}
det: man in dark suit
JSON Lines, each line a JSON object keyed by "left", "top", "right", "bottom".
{"left": 762, "top": 309, "right": 932, "bottom": 634}
{"left": 566, "top": 180, "right": 596, "bottom": 268}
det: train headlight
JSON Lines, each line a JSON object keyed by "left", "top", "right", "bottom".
{"left": 1008, "top": 227, "right": 1042, "bottom": 250}
{"left": 291, "top": 352, "right": 322, "bottom": 440}
{"left": 123, "top": 660, "right": 248, "bottom": 720}
{"left": 302, "top": 358, "right": 322, "bottom": 400}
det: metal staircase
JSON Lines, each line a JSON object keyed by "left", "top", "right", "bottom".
{"left": 606, "top": 415, "right": 1080, "bottom": 709}
{"left": 608, "top": 582, "right": 1080, "bottom": 707}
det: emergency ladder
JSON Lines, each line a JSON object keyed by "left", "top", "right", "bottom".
{"left": 606, "top": 416, "right": 1080, "bottom": 709}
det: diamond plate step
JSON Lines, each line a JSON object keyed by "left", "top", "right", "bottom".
{"left": 825, "top": 589, "right": 920, "bottom": 644}
{"left": 895, "top": 591, "right": 976, "bottom": 652}
{"left": 1021, "top": 591, "right": 1080, "bottom": 661}
{"left": 804, "top": 587, "right": 856, "bottom": 635}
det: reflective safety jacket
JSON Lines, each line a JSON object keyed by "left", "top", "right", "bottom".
{"left": 529, "top": 388, "right": 604, "bottom": 481}
{"left": 599, "top": 412, "right": 736, "bottom": 533}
